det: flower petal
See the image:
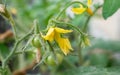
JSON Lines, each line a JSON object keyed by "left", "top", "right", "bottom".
{"left": 71, "top": 4, "right": 86, "bottom": 14}
{"left": 65, "top": 38, "right": 73, "bottom": 51}
{"left": 56, "top": 38, "right": 73, "bottom": 55}
{"left": 55, "top": 27, "right": 73, "bottom": 33}
{"left": 43, "top": 27, "right": 55, "bottom": 42}
{"left": 87, "top": 0, "right": 92, "bottom": 7}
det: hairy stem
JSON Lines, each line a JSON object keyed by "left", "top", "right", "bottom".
{"left": 78, "top": 5, "right": 103, "bottom": 65}
{"left": 83, "top": 5, "right": 103, "bottom": 32}
{"left": 9, "top": 16, "right": 17, "bottom": 40}
{"left": 47, "top": 41, "right": 55, "bottom": 53}
{"left": 2, "top": 28, "right": 34, "bottom": 70}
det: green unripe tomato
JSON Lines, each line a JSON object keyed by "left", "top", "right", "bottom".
{"left": 32, "top": 36, "right": 41, "bottom": 48}
{"left": 56, "top": 53, "right": 63, "bottom": 64}
{"left": 46, "top": 54, "right": 56, "bottom": 66}
{"left": 45, "top": 53, "right": 63, "bottom": 66}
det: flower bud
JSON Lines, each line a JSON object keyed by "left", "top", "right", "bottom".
{"left": 86, "top": 8, "right": 93, "bottom": 15}
{"left": 0, "top": 4, "right": 11, "bottom": 19}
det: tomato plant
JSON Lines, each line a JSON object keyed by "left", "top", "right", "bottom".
{"left": 32, "top": 36, "right": 41, "bottom": 48}
{"left": 45, "top": 53, "right": 63, "bottom": 66}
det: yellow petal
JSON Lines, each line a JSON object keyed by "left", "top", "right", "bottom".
{"left": 86, "top": 8, "right": 93, "bottom": 15}
{"left": 65, "top": 38, "right": 73, "bottom": 51}
{"left": 56, "top": 38, "right": 73, "bottom": 55}
{"left": 55, "top": 27, "right": 73, "bottom": 33}
{"left": 71, "top": 4, "right": 86, "bottom": 14}
{"left": 54, "top": 31, "right": 61, "bottom": 41}
{"left": 87, "top": 0, "right": 92, "bottom": 7}
{"left": 43, "top": 27, "right": 55, "bottom": 42}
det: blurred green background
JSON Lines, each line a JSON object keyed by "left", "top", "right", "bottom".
{"left": 0, "top": 0, "right": 120, "bottom": 75}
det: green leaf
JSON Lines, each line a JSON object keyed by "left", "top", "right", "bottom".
{"left": 0, "top": 44, "right": 9, "bottom": 60}
{"left": 89, "top": 53, "right": 109, "bottom": 67}
{"left": 59, "top": 66, "right": 120, "bottom": 75}
{"left": 102, "top": 0, "right": 120, "bottom": 19}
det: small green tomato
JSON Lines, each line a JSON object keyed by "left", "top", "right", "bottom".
{"left": 32, "top": 36, "right": 41, "bottom": 48}
{"left": 45, "top": 53, "right": 63, "bottom": 66}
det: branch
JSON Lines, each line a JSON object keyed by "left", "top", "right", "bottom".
{"left": 2, "top": 28, "right": 34, "bottom": 69}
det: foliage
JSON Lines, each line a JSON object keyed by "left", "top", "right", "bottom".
{"left": 59, "top": 66, "right": 120, "bottom": 75}
{"left": 0, "top": 0, "right": 120, "bottom": 75}
{"left": 0, "top": 44, "right": 9, "bottom": 60}
{"left": 84, "top": 39, "right": 120, "bottom": 52}
{"left": 102, "top": 0, "right": 120, "bottom": 19}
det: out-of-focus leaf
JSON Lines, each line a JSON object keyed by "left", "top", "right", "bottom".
{"left": 0, "top": 66, "right": 12, "bottom": 75}
{"left": 84, "top": 40, "right": 120, "bottom": 52}
{"left": 59, "top": 66, "right": 120, "bottom": 75}
{"left": 0, "top": 44, "right": 9, "bottom": 60}
{"left": 102, "top": 0, "right": 120, "bottom": 19}
{"left": 89, "top": 52, "right": 109, "bottom": 67}
{"left": 71, "top": 14, "right": 87, "bottom": 27}
{"left": 0, "top": 0, "right": 2, "bottom": 3}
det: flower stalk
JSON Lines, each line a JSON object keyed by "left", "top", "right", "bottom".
{"left": 0, "top": 4, "right": 17, "bottom": 40}
{"left": 78, "top": 5, "right": 103, "bottom": 65}
{"left": 2, "top": 26, "right": 34, "bottom": 74}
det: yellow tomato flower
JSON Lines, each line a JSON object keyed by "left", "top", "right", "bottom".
{"left": 71, "top": 5, "right": 86, "bottom": 14}
{"left": 43, "top": 27, "right": 73, "bottom": 55}
{"left": 72, "top": 0, "right": 93, "bottom": 15}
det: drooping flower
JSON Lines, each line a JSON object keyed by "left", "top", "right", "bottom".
{"left": 71, "top": 5, "right": 86, "bottom": 14}
{"left": 43, "top": 27, "right": 73, "bottom": 55}
{"left": 71, "top": 0, "right": 93, "bottom": 15}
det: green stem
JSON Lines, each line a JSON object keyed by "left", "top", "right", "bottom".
{"left": 78, "top": 40, "right": 83, "bottom": 65}
{"left": 83, "top": 16, "right": 91, "bottom": 32}
{"left": 78, "top": 5, "right": 103, "bottom": 65}
{"left": 2, "top": 27, "right": 34, "bottom": 69}
{"left": 9, "top": 16, "right": 17, "bottom": 40}
{"left": 56, "top": 1, "right": 87, "bottom": 20}
{"left": 47, "top": 41, "right": 55, "bottom": 52}
{"left": 15, "top": 50, "right": 35, "bottom": 55}
{"left": 47, "top": 41, "right": 56, "bottom": 58}
{"left": 83, "top": 5, "right": 103, "bottom": 32}
{"left": 34, "top": 19, "right": 40, "bottom": 34}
